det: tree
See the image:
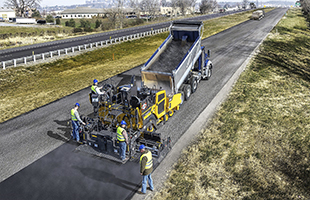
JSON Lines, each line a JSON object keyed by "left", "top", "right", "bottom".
{"left": 65, "top": 19, "right": 75, "bottom": 27}
{"left": 31, "top": 9, "right": 41, "bottom": 18}
{"left": 56, "top": 18, "right": 60, "bottom": 25}
{"left": 243, "top": 0, "right": 249, "bottom": 9}
{"left": 4, "top": 0, "right": 41, "bottom": 17}
{"left": 95, "top": 19, "right": 102, "bottom": 28}
{"left": 46, "top": 15, "right": 54, "bottom": 23}
{"left": 171, "top": 0, "right": 192, "bottom": 16}
{"left": 200, "top": 0, "right": 217, "bottom": 14}
{"left": 112, "top": 0, "right": 125, "bottom": 29}
{"left": 140, "top": 0, "right": 160, "bottom": 21}
{"left": 189, "top": 0, "right": 197, "bottom": 14}
{"left": 128, "top": 0, "right": 140, "bottom": 18}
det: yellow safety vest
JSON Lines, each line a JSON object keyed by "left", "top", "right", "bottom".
{"left": 71, "top": 109, "right": 77, "bottom": 121}
{"left": 140, "top": 150, "right": 153, "bottom": 169}
{"left": 117, "top": 126, "right": 125, "bottom": 142}
{"left": 91, "top": 85, "right": 97, "bottom": 94}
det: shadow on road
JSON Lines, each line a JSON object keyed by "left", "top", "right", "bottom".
{"left": 47, "top": 119, "right": 72, "bottom": 142}
{"left": 73, "top": 166, "right": 139, "bottom": 191}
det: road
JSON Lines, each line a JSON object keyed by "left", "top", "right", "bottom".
{"left": 0, "top": 10, "right": 247, "bottom": 63}
{"left": 0, "top": 8, "right": 287, "bottom": 200}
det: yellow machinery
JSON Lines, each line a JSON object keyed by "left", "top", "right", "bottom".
{"left": 84, "top": 76, "right": 178, "bottom": 163}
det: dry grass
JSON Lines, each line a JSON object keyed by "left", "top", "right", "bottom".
{"left": 0, "top": 9, "right": 274, "bottom": 123}
{"left": 153, "top": 8, "right": 310, "bottom": 200}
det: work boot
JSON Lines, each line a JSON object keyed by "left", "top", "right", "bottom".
{"left": 137, "top": 191, "right": 145, "bottom": 195}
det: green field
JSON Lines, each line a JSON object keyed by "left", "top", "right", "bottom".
{"left": 153, "top": 8, "right": 310, "bottom": 199}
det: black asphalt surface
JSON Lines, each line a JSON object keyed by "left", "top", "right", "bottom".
{"left": 0, "top": 8, "right": 288, "bottom": 200}
{"left": 0, "top": 10, "right": 248, "bottom": 63}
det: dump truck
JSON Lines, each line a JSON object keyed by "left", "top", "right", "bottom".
{"left": 79, "top": 20, "right": 213, "bottom": 164}
{"left": 141, "top": 20, "right": 213, "bottom": 101}
{"left": 251, "top": 10, "right": 265, "bottom": 20}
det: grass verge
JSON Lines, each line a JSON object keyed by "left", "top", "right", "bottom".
{"left": 0, "top": 8, "right": 273, "bottom": 123}
{"left": 153, "top": 8, "right": 310, "bottom": 199}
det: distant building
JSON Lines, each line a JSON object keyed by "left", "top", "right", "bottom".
{"left": 0, "top": 8, "right": 16, "bottom": 20}
{"left": 61, "top": 7, "right": 106, "bottom": 19}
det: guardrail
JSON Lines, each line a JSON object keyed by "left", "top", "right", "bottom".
{"left": 1, "top": 27, "right": 169, "bottom": 70}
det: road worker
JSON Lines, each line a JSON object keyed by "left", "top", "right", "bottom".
{"left": 138, "top": 144, "right": 154, "bottom": 194}
{"left": 91, "top": 79, "right": 105, "bottom": 95}
{"left": 117, "top": 120, "right": 129, "bottom": 161}
{"left": 71, "top": 103, "right": 86, "bottom": 144}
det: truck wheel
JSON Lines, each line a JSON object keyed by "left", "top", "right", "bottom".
{"left": 190, "top": 77, "right": 197, "bottom": 93}
{"left": 206, "top": 65, "right": 212, "bottom": 80}
{"left": 183, "top": 84, "right": 191, "bottom": 101}
{"left": 180, "top": 91, "right": 184, "bottom": 105}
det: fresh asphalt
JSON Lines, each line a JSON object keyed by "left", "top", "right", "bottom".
{"left": 0, "top": 10, "right": 248, "bottom": 63}
{"left": 0, "top": 8, "right": 287, "bottom": 200}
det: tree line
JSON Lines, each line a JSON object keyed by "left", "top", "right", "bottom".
{"left": 4, "top": 0, "right": 219, "bottom": 20}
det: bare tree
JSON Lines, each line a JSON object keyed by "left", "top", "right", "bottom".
{"left": 171, "top": 0, "right": 192, "bottom": 16}
{"left": 200, "top": 0, "right": 217, "bottom": 14}
{"left": 189, "top": 0, "right": 197, "bottom": 14}
{"left": 242, "top": 0, "right": 249, "bottom": 9}
{"left": 5, "top": 0, "right": 41, "bottom": 17}
{"left": 128, "top": 0, "right": 140, "bottom": 17}
{"left": 140, "top": 0, "right": 160, "bottom": 22}
{"left": 112, "top": 0, "right": 125, "bottom": 29}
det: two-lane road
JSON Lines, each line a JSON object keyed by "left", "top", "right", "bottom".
{"left": 0, "top": 8, "right": 287, "bottom": 200}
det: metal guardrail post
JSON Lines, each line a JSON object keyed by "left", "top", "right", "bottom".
{"left": 84, "top": 45, "right": 87, "bottom": 50}
{"left": 14, "top": 59, "right": 16, "bottom": 67}
{"left": 78, "top": 46, "right": 81, "bottom": 51}
{"left": 50, "top": 52, "right": 53, "bottom": 58}
{"left": 72, "top": 47, "right": 74, "bottom": 53}
{"left": 42, "top": 54, "right": 45, "bottom": 60}
{"left": 33, "top": 55, "right": 36, "bottom": 62}
{"left": 65, "top": 49, "right": 67, "bottom": 54}
{"left": 3, "top": 62, "right": 5, "bottom": 69}
{"left": 24, "top": 57, "right": 27, "bottom": 64}
{"left": 90, "top": 44, "right": 92, "bottom": 48}
{"left": 58, "top": 50, "right": 61, "bottom": 56}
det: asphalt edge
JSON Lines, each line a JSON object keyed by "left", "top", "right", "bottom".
{"left": 131, "top": 9, "right": 287, "bottom": 200}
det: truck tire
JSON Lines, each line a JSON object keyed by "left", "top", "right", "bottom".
{"left": 190, "top": 77, "right": 198, "bottom": 93}
{"left": 183, "top": 84, "right": 191, "bottom": 101}
{"left": 206, "top": 65, "right": 212, "bottom": 80}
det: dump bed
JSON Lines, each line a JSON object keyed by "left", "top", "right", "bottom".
{"left": 141, "top": 21, "right": 203, "bottom": 96}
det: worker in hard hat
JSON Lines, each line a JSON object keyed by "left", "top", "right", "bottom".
{"left": 71, "top": 103, "right": 86, "bottom": 144}
{"left": 91, "top": 79, "right": 105, "bottom": 95}
{"left": 138, "top": 144, "right": 154, "bottom": 194}
{"left": 117, "top": 120, "right": 129, "bottom": 161}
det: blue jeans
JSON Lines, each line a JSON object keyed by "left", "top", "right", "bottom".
{"left": 141, "top": 173, "right": 153, "bottom": 193}
{"left": 72, "top": 120, "right": 80, "bottom": 142}
{"left": 119, "top": 141, "right": 126, "bottom": 160}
